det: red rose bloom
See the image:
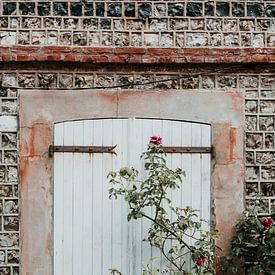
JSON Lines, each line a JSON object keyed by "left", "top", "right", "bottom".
{"left": 150, "top": 135, "right": 162, "bottom": 145}
{"left": 262, "top": 218, "right": 273, "bottom": 228}
{"left": 195, "top": 257, "right": 206, "bottom": 266}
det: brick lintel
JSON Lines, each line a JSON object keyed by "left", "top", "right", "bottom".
{"left": 0, "top": 46, "right": 274, "bottom": 63}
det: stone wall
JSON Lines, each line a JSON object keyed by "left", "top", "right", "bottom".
{"left": 0, "top": 0, "right": 274, "bottom": 274}
{"left": 0, "top": 65, "right": 274, "bottom": 274}
{"left": 0, "top": 1, "right": 274, "bottom": 48}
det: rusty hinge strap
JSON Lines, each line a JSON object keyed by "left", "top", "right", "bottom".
{"left": 49, "top": 145, "right": 117, "bottom": 157}
{"left": 162, "top": 146, "right": 213, "bottom": 154}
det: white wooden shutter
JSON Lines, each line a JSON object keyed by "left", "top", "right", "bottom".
{"left": 53, "top": 118, "right": 211, "bottom": 275}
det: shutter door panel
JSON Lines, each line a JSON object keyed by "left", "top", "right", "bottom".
{"left": 72, "top": 121, "right": 84, "bottom": 275}
{"left": 54, "top": 118, "right": 211, "bottom": 275}
{"left": 201, "top": 124, "right": 211, "bottom": 231}
{"left": 180, "top": 122, "right": 193, "bottom": 271}
{"left": 92, "top": 119, "right": 103, "bottom": 274}
{"left": 54, "top": 122, "right": 64, "bottom": 275}
{"left": 82, "top": 120, "right": 93, "bottom": 274}
{"left": 161, "top": 119, "right": 173, "bottom": 271}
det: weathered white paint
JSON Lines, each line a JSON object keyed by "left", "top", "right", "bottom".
{"left": 0, "top": 115, "right": 17, "bottom": 131}
{"left": 53, "top": 118, "right": 211, "bottom": 275}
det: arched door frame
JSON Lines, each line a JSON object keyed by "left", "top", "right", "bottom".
{"left": 19, "top": 89, "right": 244, "bottom": 275}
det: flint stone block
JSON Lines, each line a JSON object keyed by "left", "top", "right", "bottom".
{"left": 186, "top": 3, "right": 202, "bottom": 17}
{"left": 216, "top": 2, "right": 229, "bottom": 17}
{"left": 0, "top": 116, "right": 17, "bottom": 132}
{"left": 38, "top": 2, "right": 51, "bottom": 16}
{"left": 125, "top": 3, "right": 135, "bottom": 17}
{"left": 138, "top": 3, "right": 151, "bottom": 20}
{"left": 0, "top": 234, "right": 19, "bottom": 247}
{"left": 3, "top": 3, "right": 16, "bottom": 15}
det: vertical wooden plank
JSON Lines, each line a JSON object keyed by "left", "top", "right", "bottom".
{"left": 151, "top": 119, "right": 163, "bottom": 271}
{"left": 201, "top": 124, "right": 211, "bottom": 147}
{"left": 102, "top": 119, "right": 113, "bottom": 274}
{"left": 120, "top": 118, "right": 129, "bottom": 275}
{"left": 170, "top": 121, "right": 183, "bottom": 213}
{"left": 111, "top": 119, "right": 124, "bottom": 272}
{"left": 53, "top": 123, "right": 64, "bottom": 275}
{"left": 160, "top": 119, "right": 173, "bottom": 271}
{"left": 82, "top": 120, "right": 94, "bottom": 274}
{"left": 191, "top": 124, "right": 202, "bottom": 213}
{"left": 129, "top": 117, "right": 144, "bottom": 275}
{"left": 127, "top": 118, "right": 135, "bottom": 275}
{"left": 133, "top": 118, "right": 144, "bottom": 275}
{"left": 201, "top": 125, "right": 211, "bottom": 230}
{"left": 180, "top": 122, "right": 192, "bottom": 272}
{"left": 190, "top": 123, "right": 202, "bottom": 271}
{"left": 72, "top": 120, "right": 84, "bottom": 275}
{"left": 92, "top": 119, "right": 103, "bottom": 275}
{"left": 170, "top": 121, "right": 184, "bottom": 269}
{"left": 140, "top": 119, "right": 154, "bottom": 271}
{"left": 63, "top": 121, "right": 74, "bottom": 274}
{"left": 181, "top": 122, "right": 192, "bottom": 208}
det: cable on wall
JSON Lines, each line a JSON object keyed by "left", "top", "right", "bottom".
{"left": 0, "top": 65, "right": 244, "bottom": 90}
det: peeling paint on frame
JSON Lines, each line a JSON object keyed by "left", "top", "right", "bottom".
{"left": 19, "top": 89, "right": 245, "bottom": 275}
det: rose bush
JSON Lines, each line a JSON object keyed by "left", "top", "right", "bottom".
{"left": 108, "top": 137, "right": 218, "bottom": 275}
{"left": 222, "top": 210, "right": 275, "bottom": 274}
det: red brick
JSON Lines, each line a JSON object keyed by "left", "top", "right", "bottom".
{"left": 147, "top": 48, "right": 178, "bottom": 55}
{"left": 46, "top": 46, "right": 72, "bottom": 53}
{"left": 62, "top": 54, "right": 76, "bottom": 62}
{"left": 16, "top": 55, "right": 34, "bottom": 61}
{"left": 81, "top": 56, "right": 109, "bottom": 62}
{"left": 2, "top": 54, "right": 15, "bottom": 61}
{"left": 35, "top": 54, "right": 48, "bottom": 62}
{"left": 179, "top": 48, "right": 209, "bottom": 55}
{"left": 109, "top": 55, "right": 129, "bottom": 63}
{"left": 127, "top": 55, "right": 142, "bottom": 63}
{"left": 85, "top": 47, "right": 114, "bottom": 54}
{"left": 114, "top": 48, "right": 146, "bottom": 54}
{"left": 0, "top": 46, "right": 274, "bottom": 64}
{"left": 141, "top": 56, "right": 158, "bottom": 63}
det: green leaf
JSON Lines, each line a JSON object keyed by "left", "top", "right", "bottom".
{"left": 107, "top": 171, "right": 117, "bottom": 178}
{"left": 127, "top": 213, "right": 132, "bottom": 221}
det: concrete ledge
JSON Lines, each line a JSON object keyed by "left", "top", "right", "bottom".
{"left": 1, "top": 46, "right": 275, "bottom": 64}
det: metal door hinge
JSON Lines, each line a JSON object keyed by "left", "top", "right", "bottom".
{"left": 49, "top": 145, "right": 117, "bottom": 157}
{"left": 49, "top": 145, "right": 213, "bottom": 157}
{"left": 162, "top": 146, "right": 213, "bottom": 154}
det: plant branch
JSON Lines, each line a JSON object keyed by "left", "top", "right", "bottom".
{"left": 160, "top": 234, "right": 185, "bottom": 272}
{"left": 142, "top": 213, "right": 195, "bottom": 253}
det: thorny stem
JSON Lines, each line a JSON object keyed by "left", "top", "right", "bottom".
{"left": 141, "top": 213, "right": 196, "bottom": 253}
{"left": 174, "top": 249, "right": 191, "bottom": 261}
{"left": 183, "top": 231, "right": 200, "bottom": 241}
{"left": 160, "top": 234, "right": 186, "bottom": 273}
{"left": 154, "top": 181, "right": 167, "bottom": 220}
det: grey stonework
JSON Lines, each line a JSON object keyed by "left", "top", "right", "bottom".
{"left": 0, "top": 85, "right": 18, "bottom": 274}
{"left": 0, "top": 67, "right": 274, "bottom": 273}
{"left": 0, "top": 1, "right": 274, "bottom": 47}
{"left": 0, "top": 0, "right": 274, "bottom": 274}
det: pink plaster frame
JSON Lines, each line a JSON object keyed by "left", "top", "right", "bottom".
{"left": 19, "top": 89, "right": 245, "bottom": 275}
